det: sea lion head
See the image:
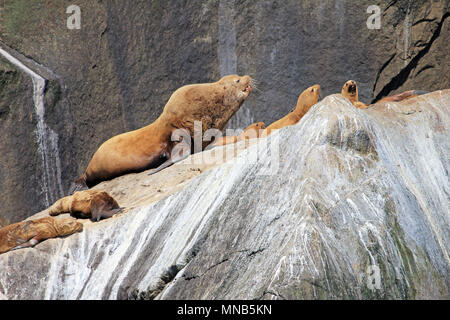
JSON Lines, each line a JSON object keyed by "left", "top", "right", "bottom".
{"left": 244, "top": 121, "right": 266, "bottom": 132}
{"left": 253, "top": 121, "right": 266, "bottom": 130}
{"left": 243, "top": 121, "right": 266, "bottom": 137}
{"left": 297, "top": 84, "right": 321, "bottom": 109}
{"left": 249, "top": 121, "right": 266, "bottom": 137}
{"left": 218, "top": 74, "right": 253, "bottom": 102}
{"left": 55, "top": 218, "right": 83, "bottom": 236}
{"left": 342, "top": 80, "right": 358, "bottom": 102}
{"left": 239, "top": 121, "right": 266, "bottom": 140}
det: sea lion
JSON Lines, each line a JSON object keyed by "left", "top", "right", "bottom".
{"left": 212, "top": 122, "right": 266, "bottom": 147}
{"left": 376, "top": 90, "right": 429, "bottom": 103}
{"left": 341, "top": 80, "right": 369, "bottom": 109}
{"left": 72, "top": 75, "right": 253, "bottom": 189}
{"left": 0, "top": 217, "right": 82, "bottom": 254}
{"left": 342, "top": 80, "right": 428, "bottom": 106}
{"left": 264, "top": 84, "right": 321, "bottom": 135}
{"left": 49, "top": 189, "right": 122, "bottom": 222}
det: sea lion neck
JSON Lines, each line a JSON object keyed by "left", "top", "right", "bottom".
{"left": 348, "top": 93, "right": 358, "bottom": 103}
{"left": 141, "top": 116, "right": 172, "bottom": 135}
{"left": 290, "top": 102, "right": 309, "bottom": 122}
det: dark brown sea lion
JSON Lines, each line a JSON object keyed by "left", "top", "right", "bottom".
{"left": 376, "top": 90, "right": 429, "bottom": 103}
{"left": 49, "top": 189, "right": 122, "bottom": 222}
{"left": 72, "top": 75, "right": 253, "bottom": 189}
{"left": 0, "top": 217, "right": 82, "bottom": 254}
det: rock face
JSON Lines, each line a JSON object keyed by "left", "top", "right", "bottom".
{"left": 0, "top": 55, "right": 41, "bottom": 227}
{"left": 0, "top": 91, "right": 448, "bottom": 300}
{"left": 0, "top": 0, "right": 449, "bottom": 224}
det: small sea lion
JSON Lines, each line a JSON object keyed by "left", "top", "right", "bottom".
{"left": 342, "top": 80, "right": 428, "bottom": 106}
{"left": 212, "top": 122, "right": 266, "bottom": 147}
{"left": 341, "top": 80, "right": 369, "bottom": 109}
{"left": 72, "top": 75, "right": 253, "bottom": 189}
{"left": 49, "top": 189, "right": 122, "bottom": 222}
{"left": 264, "top": 84, "right": 321, "bottom": 135}
{"left": 0, "top": 217, "right": 82, "bottom": 254}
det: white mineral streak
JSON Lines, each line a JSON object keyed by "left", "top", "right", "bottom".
{"left": 0, "top": 47, "right": 63, "bottom": 206}
{"left": 219, "top": 0, "right": 254, "bottom": 129}
{"left": 0, "top": 92, "right": 448, "bottom": 299}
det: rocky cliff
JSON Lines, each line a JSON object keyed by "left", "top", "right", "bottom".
{"left": 0, "top": 91, "right": 448, "bottom": 300}
{"left": 0, "top": 0, "right": 449, "bottom": 224}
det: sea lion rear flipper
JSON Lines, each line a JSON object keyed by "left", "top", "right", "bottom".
{"left": 11, "top": 236, "right": 40, "bottom": 251}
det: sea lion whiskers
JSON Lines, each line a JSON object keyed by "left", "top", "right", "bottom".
{"left": 251, "top": 84, "right": 262, "bottom": 94}
{"left": 248, "top": 78, "right": 262, "bottom": 94}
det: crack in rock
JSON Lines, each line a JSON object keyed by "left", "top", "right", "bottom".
{"left": 129, "top": 264, "right": 184, "bottom": 300}
{"left": 372, "top": 13, "right": 449, "bottom": 103}
{"left": 183, "top": 247, "right": 267, "bottom": 281}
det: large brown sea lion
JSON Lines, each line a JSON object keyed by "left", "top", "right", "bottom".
{"left": 212, "top": 122, "right": 266, "bottom": 148}
{"left": 264, "top": 84, "right": 321, "bottom": 135}
{"left": 72, "top": 75, "right": 253, "bottom": 189}
{"left": 0, "top": 217, "right": 82, "bottom": 254}
{"left": 49, "top": 189, "right": 122, "bottom": 222}
{"left": 341, "top": 80, "right": 369, "bottom": 109}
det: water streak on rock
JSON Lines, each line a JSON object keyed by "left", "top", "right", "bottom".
{"left": 219, "top": 0, "right": 253, "bottom": 129}
{"left": 0, "top": 47, "right": 63, "bottom": 206}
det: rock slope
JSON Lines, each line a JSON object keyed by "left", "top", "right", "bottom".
{"left": 0, "top": 91, "right": 448, "bottom": 300}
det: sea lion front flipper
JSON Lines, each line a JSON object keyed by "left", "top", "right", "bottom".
{"left": 147, "top": 142, "right": 191, "bottom": 176}
{"left": 90, "top": 198, "right": 124, "bottom": 222}
{"left": 147, "top": 152, "right": 191, "bottom": 176}
{"left": 90, "top": 208, "right": 123, "bottom": 222}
